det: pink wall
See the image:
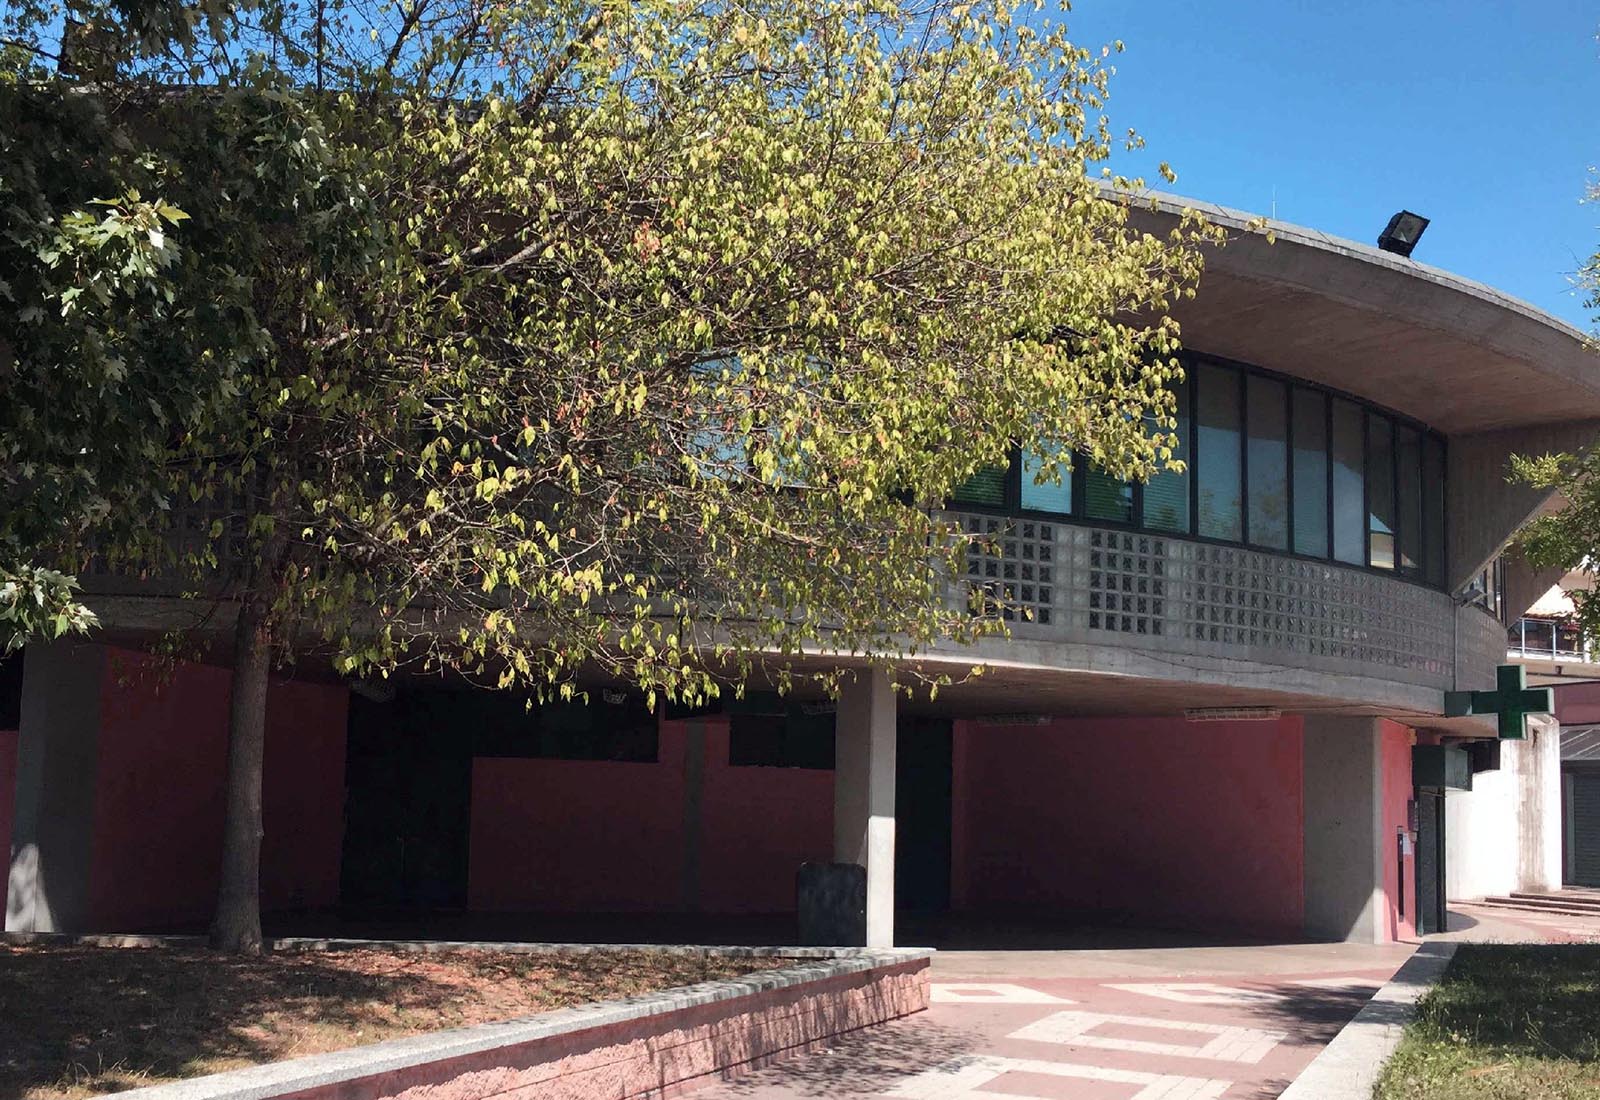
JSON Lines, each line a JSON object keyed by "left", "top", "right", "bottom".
{"left": 951, "top": 715, "right": 1306, "bottom": 938}
{"left": 1379, "top": 719, "right": 1416, "bottom": 943}
{"left": 469, "top": 717, "right": 833, "bottom": 914}
{"left": 87, "top": 647, "right": 348, "bottom": 931}
{"left": 0, "top": 729, "right": 16, "bottom": 871}
{"left": 469, "top": 725, "right": 687, "bottom": 912}
{"left": 1554, "top": 680, "right": 1600, "bottom": 725}
{"left": 697, "top": 720, "right": 832, "bottom": 913}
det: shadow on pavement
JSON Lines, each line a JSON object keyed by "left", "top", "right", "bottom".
{"left": 715, "top": 1014, "right": 982, "bottom": 1097}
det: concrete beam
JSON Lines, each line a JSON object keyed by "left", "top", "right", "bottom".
{"left": 1501, "top": 550, "right": 1568, "bottom": 625}
{"left": 834, "top": 666, "right": 896, "bottom": 948}
{"left": 1447, "top": 419, "right": 1600, "bottom": 594}
{"left": 6, "top": 642, "right": 105, "bottom": 933}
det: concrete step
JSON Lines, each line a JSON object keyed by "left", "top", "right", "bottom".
{"left": 1509, "top": 891, "right": 1600, "bottom": 911}
{"left": 1472, "top": 897, "right": 1600, "bottom": 918}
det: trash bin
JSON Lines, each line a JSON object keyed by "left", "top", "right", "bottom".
{"left": 797, "top": 861, "right": 867, "bottom": 946}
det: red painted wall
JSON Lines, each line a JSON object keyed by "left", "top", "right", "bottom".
{"left": 87, "top": 647, "right": 348, "bottom": 931}
{"left": 468, "top": 717, "right": 833, "bottom": 914}
{"left": 1379, "top": 719, "right": 1416, "bottom": 943}
{"left": 697, "top": 720, "right": 832, "bottom": 913}
{"left": 469, "top": 723, "right": 687, "bottom": 912}
{"left": 950, "top": 715, "right": 1306, "bottom": 938}
{"left": 0, "top": 729, "right": 16, "bottom": 871}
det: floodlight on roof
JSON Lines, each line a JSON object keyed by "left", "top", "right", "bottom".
{"left": 1377, "top": 211, "right": 1430, "bottom": 258}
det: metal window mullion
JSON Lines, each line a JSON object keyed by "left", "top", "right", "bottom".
{"left": 1284, "top": 382, "right": 1295, "bottom": 556}
{"left": 1324, "top": 392, "right": 1335, "bottom": 561}
{"left": 1239, "top": 366, "right": 1250, "bottom": 546}
{"left": 1363, "top": 410, "right": 1372, "bottom": 568}
{"left": 1189, "top": 359, "right": 1201, "bottom": 538}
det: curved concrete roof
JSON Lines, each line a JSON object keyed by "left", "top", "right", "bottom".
{"left": 1124, "top": 189, "right": 1600, "bottom": 434}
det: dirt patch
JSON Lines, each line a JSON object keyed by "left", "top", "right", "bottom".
{"left": 0, "top": 943, "right": 792, "bottom": 1098}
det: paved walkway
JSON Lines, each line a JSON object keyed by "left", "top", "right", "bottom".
{"left": 1442, "top": 899, "right": 1600, "bottom": 944}
{"left": 698, "top": 907, "right": 1600, "bottom": 1100}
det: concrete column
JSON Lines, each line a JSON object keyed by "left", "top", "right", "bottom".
{"left": 1519, "top": 716, "right": 1563, "bottom": 892}
{"left": 1302, "top": 716, "right": 1384, "bottom": 943}
{"left": 834, "top": 666, "right": 896, "bottom": 948}
{"left": 6, "top": 642, "right": 105, "bottom": 933}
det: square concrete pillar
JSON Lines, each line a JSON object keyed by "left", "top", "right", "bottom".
{"left": 6, "top": 642, "right": 106, "bottom": 933}
{"left": 1302, "top": 715, "right": 1406, "bottom": 943}
{"left": 834, "top": 666, "right": 896, "bottom": 948}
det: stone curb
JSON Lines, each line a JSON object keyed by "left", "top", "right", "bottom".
{"left": 94, "top": 947, "right": 933, "bottom": 1100}
{"left": 1276, "top": 941, "right": 1457, "bottom": 1100}
{"left": 0, "top": 930, "right": 894, "bottom": 959}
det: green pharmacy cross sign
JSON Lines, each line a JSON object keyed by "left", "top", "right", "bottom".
{"left": 1444, "top": 664, "right": 1553, "bottom": 740}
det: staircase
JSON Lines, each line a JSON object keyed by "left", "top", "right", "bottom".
{"left": 1470, "top": 887, "right": 1600, "bottom": 918}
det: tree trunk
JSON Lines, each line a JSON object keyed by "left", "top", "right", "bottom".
{"left": 210, "top": 593, "right": 273, "bottom": 953}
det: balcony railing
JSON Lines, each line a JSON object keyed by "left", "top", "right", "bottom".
{"left": 1507, "top": 616, "right": 1589, "bottom": 662}
{"left": 946, "top": 511, "right": 1500, "bottom": 693}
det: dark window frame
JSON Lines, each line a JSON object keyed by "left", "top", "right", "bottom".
{"left": 949, "top": 351, "right": 1449, "bottom": 591}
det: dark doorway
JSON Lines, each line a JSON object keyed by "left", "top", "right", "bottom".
{"left": 341, "top": 691, "right": 473, "bottom": 908}
{"left": 896, "top": 717, "right": 953, "bottom": 914}
{"left": 1415, "top": 787, "right": 1447, "bottom": 935}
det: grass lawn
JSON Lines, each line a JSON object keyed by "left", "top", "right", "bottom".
{"left": 1376, "top": 944, "right": 1600, "bottom": 1099}
{"left": 0, "top": 944, "right": 790, "bottom": 1099}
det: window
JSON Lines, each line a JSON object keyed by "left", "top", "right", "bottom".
{"left": 1021, "top": 444, "right": 1072, "bottom": 513}
{"left": 1559, "top": 620, "right": 1585, "bottom": 658}
{"left": 1331, "top": 399, "right": 1365, "bottom": 565}
{"left": 1396, "top": 425, "right": 1423, "bottom": 575}
{"left": 1196, "top": 363, "right": 1243, "bottom": 540}
{"left": 1518, "top": 618, "right": 1556, "bottom": 656}
{"left": 1143, "top": 379, "right": 1191, "bottom": 532}
{"left": 0, "top": 653, "right": 20, "bottom": 731}
{"left": 1368, "top": 414, "right": 1395, "bottom": 570}
{"left": 1084, "top": 466, "right": 1134, "bottom": 523}
{"left": 952, "top": 465, "right": 1008, "bottom": 507}
{"left": 939, "top": 355, "right": 1447, "bottom": 588}
{"left": 1467, "top": 558, "right": 1504, "bottom": 620}
{"left": 729, "top": 710, "right": 835, "bottom": 768}
{"left": 1246, "top": 375, "right": 1289, "bottom": 550}
{"left": 1291, "top": 388, "right": 1328, "bottom": 557}
{"left": 471, "top": 693, "right": 660, "bottom": 762}
{"left": 1422, "top": 435, "right": 1446, "bottom": 587}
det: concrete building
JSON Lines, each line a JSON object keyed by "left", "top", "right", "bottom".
{"left": 1492, "top": 572, "right": 1600, "bottom": 889}
{"left": 4, "top": 194, "right": 1597, "bottom": 948}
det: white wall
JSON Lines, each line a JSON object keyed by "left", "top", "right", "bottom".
{"left": 1446, "top": 718, "right": 1562, "bottom": 900}
{"left": 1445, "top": 756, "right": 1519, "bottom": 899}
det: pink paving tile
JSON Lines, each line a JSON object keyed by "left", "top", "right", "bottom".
{"left": 985, "top": 1070, "right": 1144, "bottom": 1100}
{"left": 690, "top": 958, "right": 1411, "bottom": 1099}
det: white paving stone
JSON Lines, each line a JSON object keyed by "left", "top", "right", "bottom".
{"left": 1106, "top": 981, "right": 1286, "bottom": 1005}
{"left": 1009, "top": 1010, "right": 1287, "bottom": 1065}
{"left": 930, "top": 982, "right": 1075, "bottom": 1005}
{"left": 883, "top": 1053, "right": 1232, "bottom": 1100}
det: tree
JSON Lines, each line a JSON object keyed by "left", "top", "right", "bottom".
{"left": 5, "top": 0, "right": 1218, "bottom": 951}
{"left": 0, "top": 0, "right": 276, "bottom": 651}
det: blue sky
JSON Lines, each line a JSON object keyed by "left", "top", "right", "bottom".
{"left": 1061, "top": 1, "right": 1600, "bottom": 330}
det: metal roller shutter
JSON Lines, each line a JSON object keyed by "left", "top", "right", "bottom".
{"left": 1574, "top": 774, "right": 1600, "bottom": 887}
